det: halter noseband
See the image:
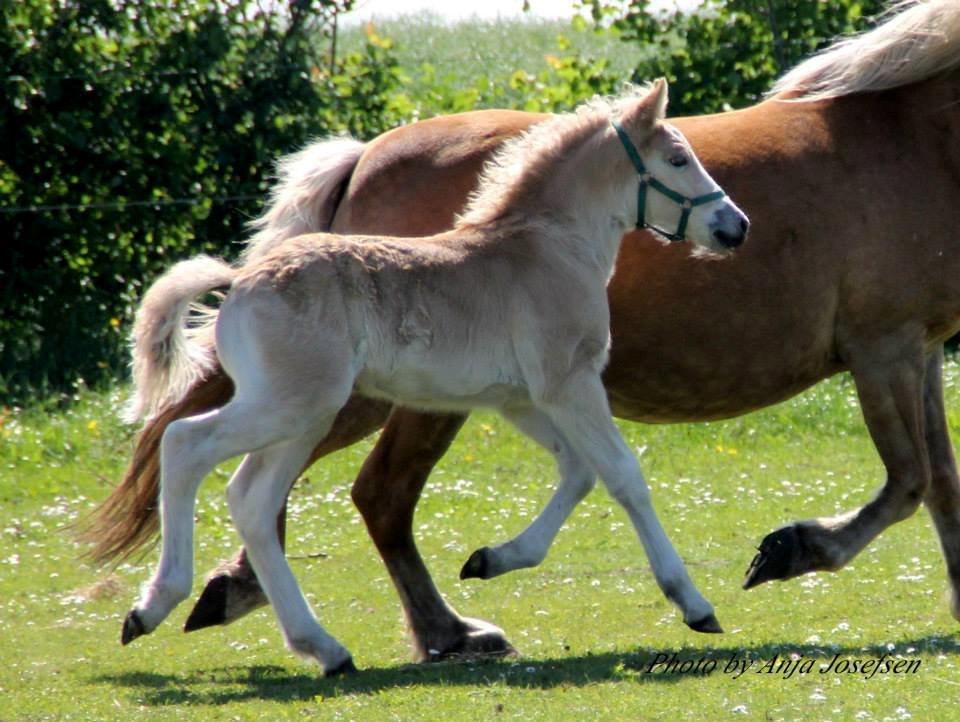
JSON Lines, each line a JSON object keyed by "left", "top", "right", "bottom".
{"left": 611, "top": 119, "right": 726, "bottom": 242}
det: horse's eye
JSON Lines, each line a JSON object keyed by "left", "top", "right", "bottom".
{"left": 668, "top": 154, "right": 688, "bottom": 168}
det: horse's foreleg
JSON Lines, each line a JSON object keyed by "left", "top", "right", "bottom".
{"left": 461, "top": 405, "right": 595, "bottom": 580}
{"left": 184, "top": 394, "right": 392, "bottom": 632}
{"left": 921, "top": 346, "right": 960, "bottom": 621}
{"left": 351, "top": 407, "right": 515, "bottom": 661}
{"left": 744, "top": 337, "right": 930, "bottom": 589}
{"left": 538, "top": 371, "right": 720, "bottom": 633}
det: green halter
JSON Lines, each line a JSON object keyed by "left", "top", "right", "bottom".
{"left": 611, "top": 119, "right": 726, "bottom": 242}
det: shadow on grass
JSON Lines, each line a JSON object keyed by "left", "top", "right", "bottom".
{"left": 90, "top": 633, "right": 960, "bottom": 706}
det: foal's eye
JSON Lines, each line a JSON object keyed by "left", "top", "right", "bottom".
{"left": 668, "top": 154, "right": 688, "bottom": 168}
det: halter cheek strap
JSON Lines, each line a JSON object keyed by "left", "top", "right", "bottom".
{"left": 611, "top": 119, "right": 726, "bottom": 242}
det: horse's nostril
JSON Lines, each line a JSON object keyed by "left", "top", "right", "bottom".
{"left": 713, "top": 228, "right": 745, "bottom": 248}
{"left": 739, "top": 218, "right": 749, "bottom": 234}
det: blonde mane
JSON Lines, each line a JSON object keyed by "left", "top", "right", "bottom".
{"left": 770, "top": 0, "right": 960, "bottom": 101}
{"left": 456, "top": 84, "right": 655, "bottom": 227}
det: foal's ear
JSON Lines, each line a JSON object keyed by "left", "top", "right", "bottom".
{"left": 622, "top": 78, "right": 669, "bottom": 132}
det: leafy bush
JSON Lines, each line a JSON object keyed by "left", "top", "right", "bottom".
{"left": 583, "top": 0, "right": 889, "bottom": 115}
{"left": 0, "top": 0, "right": 405, "bottom": 403}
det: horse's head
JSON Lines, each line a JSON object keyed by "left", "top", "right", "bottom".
{"left": 615, "top": 79, "right": 749, "bottom": 254}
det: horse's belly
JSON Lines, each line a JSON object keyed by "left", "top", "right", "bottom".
{"left": 354, "top": 353, "right": 528, "bottom": 412}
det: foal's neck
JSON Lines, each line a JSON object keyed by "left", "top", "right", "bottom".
{"left": 532, "top": 125, "right": 635, "bottom": 277}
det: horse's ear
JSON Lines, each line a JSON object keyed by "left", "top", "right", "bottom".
{"left": 621, "top": 78, "right": 669, "bottom": 132}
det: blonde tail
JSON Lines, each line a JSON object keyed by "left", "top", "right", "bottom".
{"left": 125, "top": 255, "right": 237, "bottom": 423}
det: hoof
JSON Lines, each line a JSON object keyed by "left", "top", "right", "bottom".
{"left": 184, "top": 575, "right": 228, "bottom": 632}
{"left": 121, "top": 610, "right": 147, "bottom": 646}
{"left": 424, "top": 617, "right": 517, "bottom": 661}
{"left": 743, "top": 525, "right": 807, "bottom": 589}
{"left": 687, "top": 613, "right": 723, "bottom": 634}
{"left": 183, "top": 570, "right": 268, "bottom": 632}
{"left": 325, "top": 657, "right": 358, "bottom": 678}
{"left": 460, "top": 548, "right": 492, "bottom": 580}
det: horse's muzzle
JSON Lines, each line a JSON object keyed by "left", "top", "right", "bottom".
{"left": 710, "top": 207, "right": 750, "bottom": 249}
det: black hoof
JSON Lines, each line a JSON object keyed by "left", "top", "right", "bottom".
{"left": 460, "top": 548, "right": 492, "bottom": 580}
{"left": 424, "top": 618, "right": 517, "bottom": 661}
{"left": 687, "top": 613, "right": 723, "bottom": 634}
{"left": 121, "top": 610, "right": 146, "bottom": 645}
{"left": 743, "top": 525, "right": 806, "bottom": 589}
{"left": 184, "top": 575, "right": 228, "bottom": 632}
{"left": 325, "top": 657, "right": 358, "bottom": 677}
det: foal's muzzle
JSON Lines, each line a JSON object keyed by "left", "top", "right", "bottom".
{"left": 709, "top": 206, "right": 750, "bottom": 249}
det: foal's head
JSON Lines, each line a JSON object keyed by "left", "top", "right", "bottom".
{"left": 615, "top": 79, "right": 749, "bottom": 253}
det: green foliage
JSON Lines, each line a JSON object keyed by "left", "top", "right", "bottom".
{"left": 0, "top": 0, "right": 903, "bottom": 403}
{"left": 0, "top": 0, "right": 405, "bottom": 403}
{"left": 585, "top": 0, "right": 889, "bottom": 115}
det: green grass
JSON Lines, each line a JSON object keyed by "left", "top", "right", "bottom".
{"left": 336, "top": 12, "right": 650, "bottom": 113}
{"left": 3, "top": 365, "right": 960, "bottom": 720}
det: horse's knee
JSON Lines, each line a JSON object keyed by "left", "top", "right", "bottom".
{"left": 598, "top": 453, "right": 651, "bottom": 508}
{"left": 886, "top": 467, "right": 932, "bottom": 522}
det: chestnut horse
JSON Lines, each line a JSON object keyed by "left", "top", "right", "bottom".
{"left": 86, "top": 0, "right": 960, "bottom": 662}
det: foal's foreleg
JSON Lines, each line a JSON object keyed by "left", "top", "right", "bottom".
{"left": 744, "top": 337, "right": 930, "bottom": 589}
{"left": 461, "top": 406, "right": 595, "bottom": 580}
{"left": 538, "top": 372, "right": 720, "bottom": 633}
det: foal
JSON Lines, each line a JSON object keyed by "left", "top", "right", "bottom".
{"left": 121, "top": 80, "right": 748, "bottom": 674}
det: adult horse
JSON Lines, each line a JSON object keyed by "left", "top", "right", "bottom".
{"left": 86, "top": 0, "right": 960, "bottom": 662}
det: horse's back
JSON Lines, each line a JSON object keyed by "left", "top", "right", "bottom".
{"left": 329, "top": 87, "right": 960, "bottom": 422}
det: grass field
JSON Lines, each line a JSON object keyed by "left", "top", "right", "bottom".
{"left": 335, "top": 12, "right": 651, "bottom": 113}
{"left": 3, "top": 364, "right": 960, "bottom": 721}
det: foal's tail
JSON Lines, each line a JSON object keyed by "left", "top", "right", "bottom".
{"left": 81, "top": 136, "right": 366, "bottom": 565}
{"left": 124, "top": 255, "right": 237, "bottom": 424}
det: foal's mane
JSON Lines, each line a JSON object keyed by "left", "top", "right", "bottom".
{"left": 456, "top": 84, "right": 653, "bottom": 228}
{"left": 771, "top": 0, "right": 960, "bottom": 101}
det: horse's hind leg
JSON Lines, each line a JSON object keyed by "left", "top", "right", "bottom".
{"left": 226, "top": 427, "right": 356, "bottom": 675}
{"left": 184, "top": 394, "right": 392, "bottom": 632}
{"left": 351, "top": 407, "right": 515, "bottom": 661}
{"left": 461, "top": 405, "right": 595, "bottom": 580}
{"left": 538, "top": 371, "right": 719, "bottom": 633}
{"left": 744, "top": 336, "right": 931, "bottom": 589}
{"left": 123, "top": 393, "right": 318, "bottom": 644}
{"left": 922, "top": 346, "right": 960, "bottom": 621}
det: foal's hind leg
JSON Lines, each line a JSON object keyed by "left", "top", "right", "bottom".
{"left": 461, "top": 405, "right": 595, "bottom": 580}
{"left": 537, "top": 371, "right": 719, "bottom": 633}
{"left": 744, "top": 336, "right": 931, "bottom": 589}
{"left": 122, "top": 395, "right": 317, "bottom": 644}
{"left": 921, "top": 346, "right": 960, "bottom": 621}
{"left": 184, "top": 394, "right": 392, "bottom": 632}
{"left": 226, "top": 429, "right": 356, "bottom": 675}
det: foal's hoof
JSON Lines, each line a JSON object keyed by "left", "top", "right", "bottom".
{"left": 743, "top": 525, "right": 807, "bottom": 589}
{"left": 460, "top": 547, "right": 493, "bottom": 580}
{"left": 325, "top": 657, "right": 358, "bottom": 678}
{"left": 121, "top": 610, "right": 147, "bottom": 646}
{"left": 687, "top": 613, "right": 723, "bottom": 634}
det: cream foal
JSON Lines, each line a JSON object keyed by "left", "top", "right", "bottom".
{"left": 120, "top": 79, "right": 748, "bottom": 675}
